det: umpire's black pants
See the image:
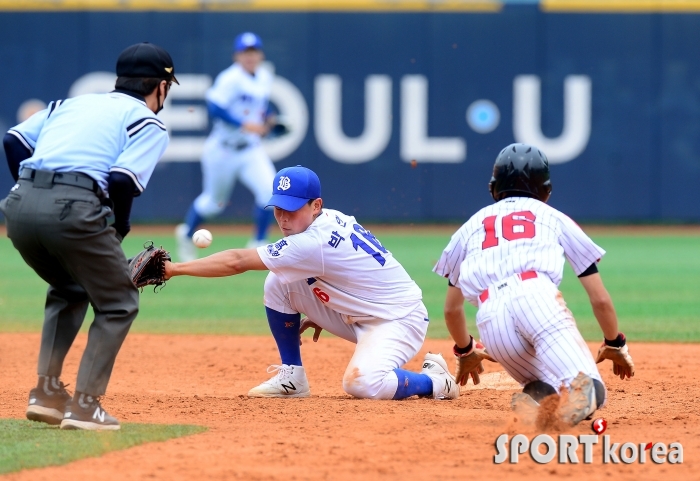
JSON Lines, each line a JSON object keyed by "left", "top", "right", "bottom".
{"left": 0, "top": 175, "right": 138, "bottom": 396}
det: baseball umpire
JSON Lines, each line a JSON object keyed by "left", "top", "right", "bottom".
{"left": 0, "top": 42, "right": 177, "bottom": 430}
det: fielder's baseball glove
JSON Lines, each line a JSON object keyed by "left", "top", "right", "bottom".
{"left": 129, "top": 241, "right": 171, "bottom": 291}
{"left": 595, "top": 332, "right": 634, "bottom": 380}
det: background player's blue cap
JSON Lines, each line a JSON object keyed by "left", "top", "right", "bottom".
{"left": 234, "top": 32, "right": 263, "bottom": 52}
{"left": 266, "top": 166, "right": 322, "bottom": 212}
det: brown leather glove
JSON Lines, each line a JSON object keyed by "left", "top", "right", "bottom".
{"left": 595, "top": 332, "right": 634, "bottom": 380}
{"left": 453, "top": 336, "right": 497, "bottom": 386}
{"left": 129, "top": 241, "right": 171, "bottom": 291}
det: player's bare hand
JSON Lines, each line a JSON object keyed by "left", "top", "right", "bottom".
{"left": 596, "top": 341, "right": 634, "bottom": 380}
{"left": 163, "top": 260, "right": 174, "bottom": 280}
{"left": 242, "top": 122, "right": 269, "bottom": 136}
{"left": 299, "top": 317, "right": 322, "bottom": 345}
{"left": 454, "top": 337, "right": 495, "bottom": 386}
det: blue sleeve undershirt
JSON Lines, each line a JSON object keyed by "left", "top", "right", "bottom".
{"left": 207, "top": 101, "right": 241, "bottom": 127}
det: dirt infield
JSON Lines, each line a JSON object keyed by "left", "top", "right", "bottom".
{"left": 1, "top": 334, "right": 698, "bottom": 480}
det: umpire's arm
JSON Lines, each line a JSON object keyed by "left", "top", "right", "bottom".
{"left": 166, "top": 249, "right": 267, "bottom": 279}
{"left": 108, "top": 172, "right": 137, "bottom": 240}
{"left": 3, "top": 132, "right": 33, "bottom": 181}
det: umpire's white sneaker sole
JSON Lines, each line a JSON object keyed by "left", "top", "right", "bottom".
{"left": 421, "top": 352, "right": 459, "bottom": 400}
{"left": 26, "top": 405, "right": 64, "bottom": 425}
{"left": 60, "top": 419, "right": 121, "bottom": 431}
{"left": 559, "top": 373, "right": 597, "bottom": 426}
{"left": 248, "top": 365, "right": 311, "bottom": 398}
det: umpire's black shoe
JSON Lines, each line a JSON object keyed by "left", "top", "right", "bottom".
{"left": 60, "top": 393, "right": 120, "bottom": 431}
{"left": 26, "top": 375, "right": 72, "bottom": 425}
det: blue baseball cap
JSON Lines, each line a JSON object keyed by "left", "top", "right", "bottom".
{"left": 266, "top": 166, "right": 322, "bottom": 212}
{"left": 234, "top": 32, "right": 263, "bottom": 52}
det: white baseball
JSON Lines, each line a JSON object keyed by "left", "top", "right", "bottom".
{"left": 192, "top": 229, "right": 213, "bottom": 248}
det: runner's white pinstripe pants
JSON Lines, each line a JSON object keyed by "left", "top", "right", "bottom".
{"left": 476, "top": 274, "right": 604, "bottom": 396}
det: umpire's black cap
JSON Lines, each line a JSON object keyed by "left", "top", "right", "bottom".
{"left": 116, "top": 42, "right": 179, "bottom": 84}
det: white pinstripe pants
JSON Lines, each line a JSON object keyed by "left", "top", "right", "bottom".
{"left": 476, "top": 274, "right": 603, "bottom": 393}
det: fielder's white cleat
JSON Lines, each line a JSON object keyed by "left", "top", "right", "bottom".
{"left": 559, "top": 372, "right": 597, "bottom": 426}
{"left": 248, "top": 365, "right": 311, "bottom": 398}
{"left": 175, "top": 223, "right": 196, "bottom": 262}
{"left": 421, "top": 352, "right": 459, "bottom": 400}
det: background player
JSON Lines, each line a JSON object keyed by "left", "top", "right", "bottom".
{"left": 433, "top": 143, "right": 634, "bottom": 426}
{"left": 1, "top": 42, "right": 177, "bottom": 430}
{"left": 166, "top": 165, "right": 461, "bottom": 401}
{"left": 176, "top": 32, "right": 276, "bottom": 260}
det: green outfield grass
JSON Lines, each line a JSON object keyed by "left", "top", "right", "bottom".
{"left": 0, "top": 419, "right": 206, "bottom": 474}
{"left": 0, "top": 230, "right": 698, "bottom": 341}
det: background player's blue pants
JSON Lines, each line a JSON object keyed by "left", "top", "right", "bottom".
{"left": 186, "top": 138, "right": 276, "bottom": 241}
{"left": 184, "top": 204, "right": 272, "bottom": 242}
{"left": 184, "top": 204, "right": 205, "bottom": 238}
{"left": 253, "top": 206, "right": 273, "bottom": 242}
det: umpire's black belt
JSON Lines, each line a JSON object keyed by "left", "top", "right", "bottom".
{"left": 20, "top": 169, "right": 100, "bottom": 193}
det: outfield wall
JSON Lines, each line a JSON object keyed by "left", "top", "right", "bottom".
{"left": 1, "top": 6, "right": 700, "bottom": 222}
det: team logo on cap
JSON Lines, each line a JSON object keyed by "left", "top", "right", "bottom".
{"left": 277, "top": 176, "right": 291, "bottom": 191}
{"left": 164, "top": 67, "right": 173, "bottom": 73}
{"left": 241, "top": 32, "right": 258, "bottom": 46}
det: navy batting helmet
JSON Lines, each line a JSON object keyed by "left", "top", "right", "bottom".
{"left": 489, "top": 143, "right": 552, "bottom": 202}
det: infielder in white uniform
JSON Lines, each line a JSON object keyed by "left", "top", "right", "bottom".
{"left": 176, "top": 32, "right": 276, "bottom": 260}
{"left": 165, "top": 166, "right": 460, "bottom": 401}
{"left": 434, "top": 143, "right": 635, "bottom": 426}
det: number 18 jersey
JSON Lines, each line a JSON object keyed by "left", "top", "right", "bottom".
{"left": 433, "top": 197, "right": 605, "bottom": 306}
{"left": 257, "top": 209, "right": 423, "bottom": 320}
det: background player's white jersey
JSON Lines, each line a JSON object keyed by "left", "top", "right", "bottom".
{"left": 206, "top": 63, "right": 273, "bottom": 149}
{"left": 433, "top": 197, "right": 605, "bottom": 305}
{"left": 258, "top": 209, "right": 423, "bottom": 320}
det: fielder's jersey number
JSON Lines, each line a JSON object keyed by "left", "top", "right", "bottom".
{"left": 351, "top": 224, "right": 388, "bottom": 266}
{"left": 482, "top": 211, "right": 536, "bottom": 249}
